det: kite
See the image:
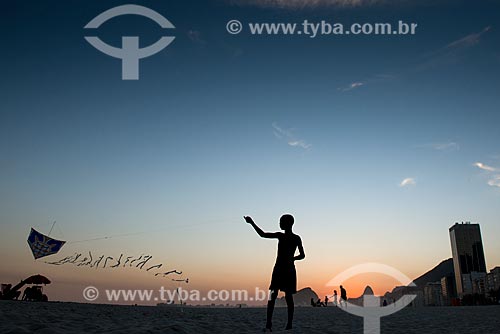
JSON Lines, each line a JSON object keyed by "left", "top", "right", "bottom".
{"left": 45, "top": 251, "right": 184, "bottom": 280}
{"left": 30, "top": 221, "right": 192, "bottom": 281}
{"left": 27, "top": 228, "right": 66, "bottom": 260}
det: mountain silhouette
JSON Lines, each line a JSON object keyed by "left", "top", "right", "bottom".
{"left": 382, "top": 258, "right": 454, "bottom": 305}
{"left": 362, "top": 286, "right": 374, "bottom": 295}
{"left": 413, "top": 258, "right": 454, "bottom": 287}
{"left": 348, "top": 285, "right": 377, "bottom": 306}
{"left": 275, "top": 287, "right": 319, "bottom": 307}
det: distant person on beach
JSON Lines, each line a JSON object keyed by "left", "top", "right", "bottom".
{"left": 245, "top": 214, "right": 305, "bottom": 331}
{"left": 324, "top": 295, "right": 329, "bottom": 307}
{"left": 340, "top": 285, "right": 347, "bottom": 307}
{"left": 310, "top": 298, "right": 325, "bottom": 307}
{"left": 332, "top": 290, "right": 338, "bottom": 307}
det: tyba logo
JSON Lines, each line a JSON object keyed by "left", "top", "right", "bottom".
{"left": 84, "top": 4, "right": 175, "bottom": 80}
{"left": 326, "top": 263, "right": 417, "bottom": 334}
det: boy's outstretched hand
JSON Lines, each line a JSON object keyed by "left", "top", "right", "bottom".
{"left": 244, "top": 216, "right": 254, "bottom": 224}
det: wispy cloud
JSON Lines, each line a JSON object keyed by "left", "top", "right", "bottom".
{"left": 444, "top": 26, "right": 491, "bottom": 51}
{"left": 288, "top": 140, "right": 311, "bottom": 149}
{"left": 488, "top": 176, "right": 500, "bottom": 188}
{"left": 272, "top": 123, "right": 311, "bottom": 150}
{"left": 473, "top": 162, "right": 500, "bottom": 188}
{"left": 272, "top": 123, "right": 292, "bottom": 139}
{"left": 399, "top": 178, "right": 416, "bottom": 187}
{"left": 432, "top": 142, "right": 460, "bottom": 152}
{"left": 339, "top": 82, "right": 365, "bottom": 92}
{"left": 234, "top": 0, "right": 384, "bottom": 9}
{"left": 340, "top": 27, "right": 491, "bottom": 90}
{"left": 337, "top": 74, "right": 395, "bottom": 93}
{"left": 473, "top": 162, "right": 497, "bottom": 172}
{"left": 417, "top": 141, "right": 460, "bottom": 152}
{"left": 414, "top": 26, "right": 491, "bottom": 72}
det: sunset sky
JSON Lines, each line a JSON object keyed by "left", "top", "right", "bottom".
{"left": 1, "top": 0, "right": 500, "bottom": 304}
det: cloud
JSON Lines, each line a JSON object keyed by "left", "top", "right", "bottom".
{"left": 338, "top": 74, "right": 396, "bottom": 93}
{"left": 487, "top": 176, "right": 500, "bottom": 188}
{"left": 444, "top": 26, "right": 491, "bottom": 51}
{"left": 417, "top": 141, "right": 460, "bottom": 152}
{"left": 431, "top": 142, "right": 460, "bottom": 152}
{"left": 473, "top": 162, "right": 497, "bottom": 172}
{"left": 342, "top": 27, "right": 491, "bottom": 89}
{"left": 399, "top": 178, "right": 416, "bottom": 187}
{"left": 288, "top": 140, "right": 312, "bottom": 149}
{"left": 272, "top": 123, "right": 292, "bottom": 139}
{"left": 414, "top": 26, "right": 491, "bottom": 72}
{"left": 339, "top": 82, "right": 365, "bottom": 92}
{"left": 473, "top": 162, "right": 500, "bottom": 188}
{"left": 234, "top": 0, "right": 384, "bottom": 9}
{"left": 272, "top": 123, "right": 311, "bottom": 150}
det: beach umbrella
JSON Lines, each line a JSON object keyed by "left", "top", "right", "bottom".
{"left": 24, "top": 274, "right": 51, "bottom": 285}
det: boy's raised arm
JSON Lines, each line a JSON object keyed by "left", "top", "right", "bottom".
{"left": 244, "top": 216, "right": 280, "bottom": 239}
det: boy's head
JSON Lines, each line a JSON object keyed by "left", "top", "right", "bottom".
{"left": 279, "top": 214, "right": 294, "bottom": 230}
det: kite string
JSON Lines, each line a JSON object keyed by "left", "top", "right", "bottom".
{"left": 67, "top": 219, "right": 236, "bottom": 244}
{"left": 48, "top": 221, "right": 56, "bottom": 237}
{"left": 70, "top": 232, "right": 143, "bottom": 244}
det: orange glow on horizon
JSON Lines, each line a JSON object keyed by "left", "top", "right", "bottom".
{"left": 308, "top": 273, "right": 403, "bottom": 301}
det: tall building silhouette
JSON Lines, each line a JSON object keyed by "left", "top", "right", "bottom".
{"left": 449, "top": 222, "right": 487, "bottom": 296}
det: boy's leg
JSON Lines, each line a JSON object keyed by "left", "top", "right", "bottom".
{"left": 285, "top": 292, "right": 294, "bottom": 330}
{"left": 266, "top": 290, "right": 278, "bottom": 329}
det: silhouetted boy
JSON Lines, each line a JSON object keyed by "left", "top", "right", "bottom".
{"left": 244, "top": 214, "right": 305, "bottom": 331}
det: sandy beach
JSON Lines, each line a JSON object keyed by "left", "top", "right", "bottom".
{"left": 1, "top": 301, "right": 499, "bottom": 333}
